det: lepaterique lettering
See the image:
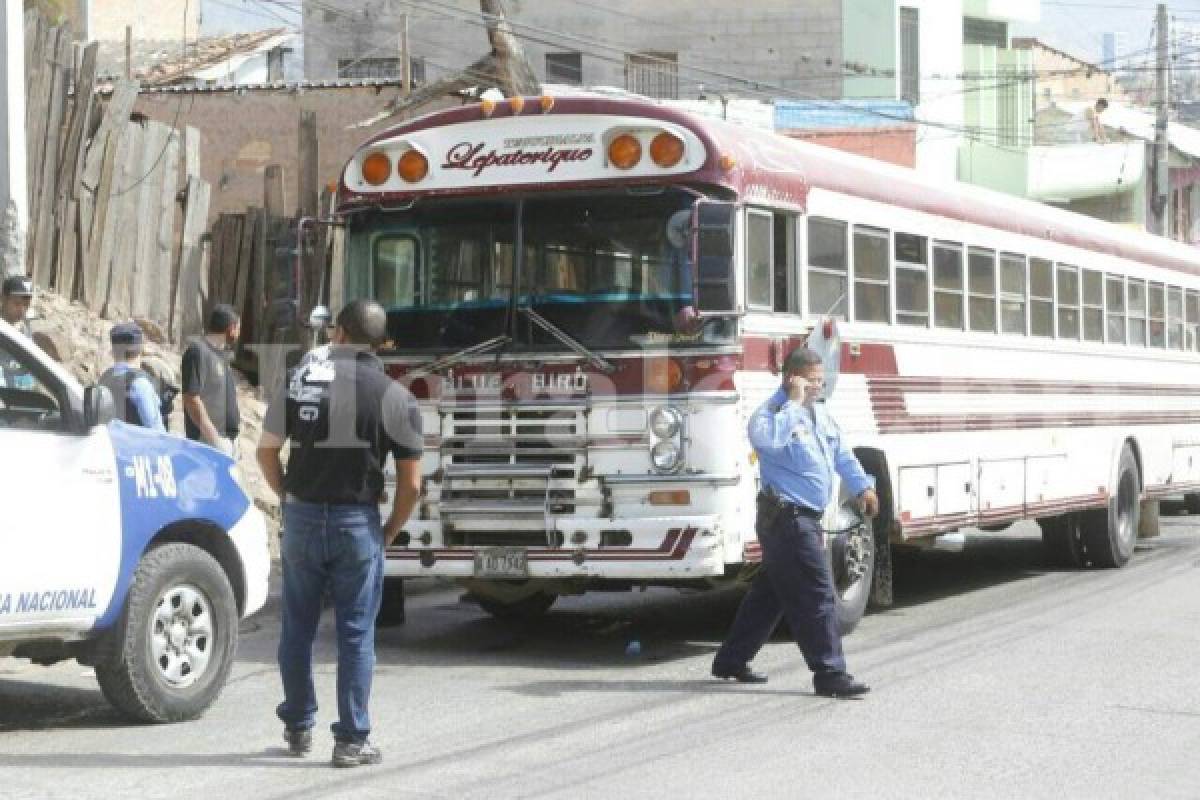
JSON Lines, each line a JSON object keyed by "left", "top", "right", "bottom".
{"left": 442, "top": 141, "right": 595, "bottom": 177}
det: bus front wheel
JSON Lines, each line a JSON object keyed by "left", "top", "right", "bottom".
{"left": 830, "top": 516, "right": 875, "bottom": 635}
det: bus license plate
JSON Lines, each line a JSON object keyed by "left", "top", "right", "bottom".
{"left": 474, "top": 547, "right": 528, "bottom": 578}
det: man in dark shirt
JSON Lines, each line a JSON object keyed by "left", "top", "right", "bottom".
{"left": 257, "top": 299, "right": 422, "bottom": 768}
{"left": 182, "top": 304, "right": 241, "bottom": 455}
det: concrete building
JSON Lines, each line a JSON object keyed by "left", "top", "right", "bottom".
{"left": 90, "top": 0, "right": 201, "bottom": 43}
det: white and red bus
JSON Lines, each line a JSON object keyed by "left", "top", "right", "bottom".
{"left": 329, "top": 92, "right": 1200, "bottom": 629}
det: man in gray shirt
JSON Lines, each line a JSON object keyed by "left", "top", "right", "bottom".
{"left": 182, "top": 304, "right": 241, "bottom": 455}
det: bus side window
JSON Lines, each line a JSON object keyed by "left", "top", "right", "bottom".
{"left": 1082, "top": 269, "right": 1104, "bottom": 342}
{"left": 746, "top": 210, "right": 774, "bottom": 311}
{"left": 853, "top": 225, "right": 890, "bottom": 323}
{"left": 1148, "top": 282, "right": 1166, "bottom": 348}
{"left": 1106, "top": 275, "right": 1127, "bottom": 344}
{"left": 1030, "top": 258, "right": 1054, "bottom": 337}
{"left": 1168, "top": 286, "right": 1184, "bottom": 350}
{"left": 895, "top": 232, "right": 929, "bottom": 327}
{"left": 774, "top": 214, "right": 795, "bottom": 313}
{"left": 999, "top": 254, "right": 1027, "bottom": 335}
{"left": 1127, "top": 278, "right": 1148, "bottom": 346}
{"left": 933, "top": 243, "right": 964, "bottom": 330}
{"left": 968, "top": 248, "right": 996, "bottom": 333}
{"left": 373, "top": 236, "right": 418, "bottom": 308}
{"left": 1056, "top": 265, "right": 1080, "bottom": 340}
{"left": 807, "top": 217, "right": 848, "bottom": 318}
{"left": 1187, "top": 289, "right": 1200, "bottom": 351}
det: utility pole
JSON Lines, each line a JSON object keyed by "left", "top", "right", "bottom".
{"left": 0, "top": 0, "right": 28, "bottom": 277}
{"left": 400, "top": 14, "right": 412, "bottom": 95}
{"left": 1153, "top": 2, "right": 1170, "bottom": 236}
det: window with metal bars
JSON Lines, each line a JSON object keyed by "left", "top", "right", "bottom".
{"left": 624, "top": 52, "right": 678, "bottom": 99}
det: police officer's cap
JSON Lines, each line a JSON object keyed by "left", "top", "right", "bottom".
{"left": 110, "top": 321, "right": 145, "bottom": 346}
{"left": 2, "top": 275, "right": 34, "bottom": 297}
{"left": 782, "top": 347, "right": 823, "bottom": 375}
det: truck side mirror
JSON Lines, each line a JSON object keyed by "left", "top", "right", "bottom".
{"left": 692, "top": 201, "right": 738, "bottom": 313}
{"left": 307, "top": 304, "right": 332, "bottom": 330}
{"left": 83, "top": 385, "right": 115, "bottom": 429}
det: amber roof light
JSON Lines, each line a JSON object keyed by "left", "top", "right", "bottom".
{"left": 398, "top": 149, "right": 429, "bottom": 183}
{"left": 362, "top": 152, "right": 391, "bottom": 186}
{"left": 650, "top": 132, "right": 685, "bottom": 168}
{"left": 608, "top": 134, "right": 642, "bottom": 169}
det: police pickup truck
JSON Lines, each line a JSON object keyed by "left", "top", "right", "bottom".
{"left": 0, "top": 318, "right": 268, "bottom": 722}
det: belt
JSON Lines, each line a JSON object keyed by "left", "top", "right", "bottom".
{"left": 757, "top": 490, "right": 822, "bottom": 520}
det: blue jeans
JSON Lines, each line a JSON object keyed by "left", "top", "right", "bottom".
{"left": 276, "top": 500, "right": 384, "bottom": 743}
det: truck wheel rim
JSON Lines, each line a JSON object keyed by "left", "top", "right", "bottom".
{"left": 149, "top": 583, "right": 214, "bottom": 688}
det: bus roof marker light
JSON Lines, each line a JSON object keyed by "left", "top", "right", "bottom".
{"left": 719, "top": 153, "right": 737, "bottom": 172}
{"left": 650, "top": 132, "right": 685, "bottom": 168}
{"left": 509, "top": 95, "right": 526, "bottom": 114}
{"left": 398, "top": 149, "right": 429, "bottom": 183}
{"left": 361, "top": 151, "right": 391, "bottom": 186}
{"left": 608, "top": 134, "right": 642, "bottom": 170}
{"left": 480, "top": 98, "right": 497, "bottom": 117}
{"left": 540, "top": 95, "right": 555, "bottom": 113}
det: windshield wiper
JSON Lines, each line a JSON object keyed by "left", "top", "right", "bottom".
{"left": 518, "top": 306, "right": 616, "bottom": 374}
{"left": 409, "top": 335, "right": 512, "bottom": 378}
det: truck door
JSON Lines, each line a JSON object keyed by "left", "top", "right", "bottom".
{"left": 0, "top": 332, "right": 121, "bottom": 635}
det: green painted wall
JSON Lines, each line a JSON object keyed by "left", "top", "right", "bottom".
{"left": 842, "top": 0, "right": 897, "bottom": 99}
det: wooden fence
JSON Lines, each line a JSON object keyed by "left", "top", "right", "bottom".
{"left": 23, "top": 12, "right": 211, "bottom": 344}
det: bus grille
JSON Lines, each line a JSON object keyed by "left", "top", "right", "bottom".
{"left": 443, "top": 408, "right": 583, "bottom": 468}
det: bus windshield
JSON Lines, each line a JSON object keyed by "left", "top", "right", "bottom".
{"left": 344, "top": 190, "right": 734, "bottom": 353}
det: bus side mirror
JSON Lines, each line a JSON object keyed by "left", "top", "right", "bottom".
{"left": 693, "top": 201, "right": 738, "bottom": 313}
{"left": 83, "top": 385, "right": 115, "bottom": 429}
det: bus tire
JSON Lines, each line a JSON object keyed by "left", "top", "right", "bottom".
{"left": 95, "top": 543, "right": 238, "bottom": 723}
{"left": 1040, "top": 513, "right": 1085, "bottom": 568}
{"left": 476, "top": 591, "right": 557, "bottom": 620}
{"left": 1082, "top": 446, "right": 1140, "bottom": 569}
{"left": 831, "top": 516, "right": 875, "bottom": 635}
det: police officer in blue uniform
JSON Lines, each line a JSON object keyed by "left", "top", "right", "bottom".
{"left": 712, "top": 347, "right": 878, "bottom": 698}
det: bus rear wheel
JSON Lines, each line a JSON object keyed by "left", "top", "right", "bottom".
{"left": 1082, "top": 446, "right": 1140, "bottom": 568}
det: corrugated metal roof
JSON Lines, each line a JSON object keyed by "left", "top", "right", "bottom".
{"left": 96, "top": 77, "right": 425, "bottom": 96}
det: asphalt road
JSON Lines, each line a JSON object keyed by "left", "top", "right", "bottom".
{"left": 3, "top": 516, "right": 1200, "bottom": 799}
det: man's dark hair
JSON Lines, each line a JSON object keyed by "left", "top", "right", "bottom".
{"left": 207, "top": 303, "right": 239, "bottom": 334}
{"left": 336, "top": 299, "right": 389, "bottom": 346}
{"left": 782, "top": 347, "right": 823, "bottom": 375}
{"left": 1096, "top": 97, "right": 1109, "bottom": 111}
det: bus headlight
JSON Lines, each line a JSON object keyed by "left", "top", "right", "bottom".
{"left": 651, "top": 441, "right": 682, "bottom": 473}
{"left": 650, "top": 406, "right": 683, "bottom": 439}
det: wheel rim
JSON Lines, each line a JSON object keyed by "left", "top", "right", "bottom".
{"left": 149, "top": 583, "right": 214, "bottom": 689}
{"left": 835, "top": 524, "right": 875, "bottom": 604}
{"left": 1115, "top": 469, "right": 1139, "bottom": 558}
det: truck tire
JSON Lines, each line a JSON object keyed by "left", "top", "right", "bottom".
{"left": 95, "top": 543, "right": 238, "bottom": 723}
{"left": 1082, "top": 445, "right": 1140, "bottom": 568}
{"left": 476, "top": 591, "right": 557, "bottom": 620}
{"left": 831, "top": 516, "right": 875, "bottom": 635}
{"left": 1040, "top": 513, "right": 1086, "bottom": 568}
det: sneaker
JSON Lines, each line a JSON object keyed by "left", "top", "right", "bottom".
{"left": 332, "top": 739, "right": 383, "bottom": 768}
{"left": 283, "top": 727, "right": 312, "bottom": 756}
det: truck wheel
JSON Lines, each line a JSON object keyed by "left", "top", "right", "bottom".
{"left": 1040, "top": 513, "right": 1086, "bottom": 568}
{"left": 1082, "top": 446, "right": 1140, "bottom": 568}
{"left": 95, "top": 543, "right": 238, "bottom": 723}
{"left": 376, "top": 577, "right": 406, "bottom": 628}
{"left": 476, "top": 591, "right": 557, "bottom": 620}
{"left": 830, "top": 516, "right": 875, "bottom": 635}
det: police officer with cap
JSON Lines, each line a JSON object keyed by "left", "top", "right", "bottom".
{"left": 712, "top": 346, "right": 878, "bottom": 698}
{"left": 1, "top": 275, "right": 34, "bottom": 337}
{"left": 98, "top": 322, "right": 166, "bottom": 431}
